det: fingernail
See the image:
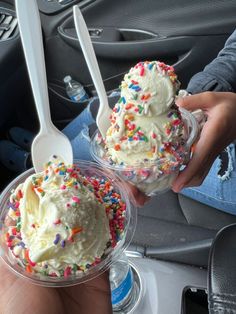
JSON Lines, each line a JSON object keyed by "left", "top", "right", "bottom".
{"left": 172, "top": 184, "right": 184, "bottom": 193}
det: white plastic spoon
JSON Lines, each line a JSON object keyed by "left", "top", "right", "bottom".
{"left": 73, "top": 5, "right": 112, "bottom": 139}
{"left": 15, "top": 0, "right": 73, "bottom": 172}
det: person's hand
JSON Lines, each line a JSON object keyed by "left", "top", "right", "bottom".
{"left": 124, "top": 181, "right": 150, "bottom": 207}
{"left": 0, "top": 260, "right": 112, "bottom": 314}
{"left": 172, "top": 91, "right": 236, "bottom": 192}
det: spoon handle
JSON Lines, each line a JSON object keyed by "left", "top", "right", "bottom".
{"left": 15, "top": 0, "right": 52, "bottom": 133}
{"left": 73, "top": 6, "right": 110, "bottom": 136}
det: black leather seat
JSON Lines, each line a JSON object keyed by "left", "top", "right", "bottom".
{"left": 208, "top": 223, "right": 236, "bottom": 313}
{"left": 131, "top": 191, "right": 236, "bottom": 267}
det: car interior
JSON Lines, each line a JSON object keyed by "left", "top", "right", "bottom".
{"left": 1, "top": 0, "right": 236, "bottom": 313}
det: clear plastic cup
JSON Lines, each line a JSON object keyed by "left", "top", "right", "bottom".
{"left": 0, "top": 160, "right": 136, "bottom": 287}
{"left": 91, "top": 108, "right": 199, "bottom": 196}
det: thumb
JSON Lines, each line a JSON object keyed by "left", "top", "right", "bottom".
{"left": 176, "top": 92, "right": 215, "bottom": 111}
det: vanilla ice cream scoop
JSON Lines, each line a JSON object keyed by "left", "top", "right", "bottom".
{"left": 120, "top": 61, "right": 180, "bottom": 116}
{"left": 90, "top": 61, "right": 199, "bottom": 195}
{"left": 4, "top": 159, "right": 127, "bottom": 277}
{"left": 105, "top": 61, "right": 186, "bottom": 169}
{"left": 18, "top": 164, "right": 109, "bottom": 265}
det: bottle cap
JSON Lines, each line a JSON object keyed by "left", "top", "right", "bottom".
{"left": 63, "top": 75, "right": 72, "bottom": 83}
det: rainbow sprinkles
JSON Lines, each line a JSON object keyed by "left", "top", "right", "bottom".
{"left": 103, "top": 61, "right": 187, "bottom": 173}
{"left": 92, "top": 60, "right": 193, "bottom": 195}
{"left": 4, "top": 159, "right": 126, "bottom": 278}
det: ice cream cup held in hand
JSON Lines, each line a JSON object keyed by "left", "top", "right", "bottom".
{"left": 91, "top": 108, "right": 199, "bottom": 196}
{"left": 0, "top": 160, "right": 136, "bottom": 287}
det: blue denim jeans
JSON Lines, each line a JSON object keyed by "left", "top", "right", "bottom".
{"left": 181, "top": 143, "right": 236, "bottom": 215}
{"left": 62, "top": 92, "right": 120, "bottom": 161}
{"left": 63, "top": 104, "right": 95, "bottom": 161}
{"left": 63, "top": 95, "right": 236, "bottom": 215}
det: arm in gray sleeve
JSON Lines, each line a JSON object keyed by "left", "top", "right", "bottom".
{"left": 187, "top": 29, "right": 236, "bottom": 94}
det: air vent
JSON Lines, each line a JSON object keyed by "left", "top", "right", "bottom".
{"left": 0, "top": 11, "right": 18, "bottom": 41}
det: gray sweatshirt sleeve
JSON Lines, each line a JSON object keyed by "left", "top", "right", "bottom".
{"left": 187, "top": 29, "right": 236, "bottom": 94}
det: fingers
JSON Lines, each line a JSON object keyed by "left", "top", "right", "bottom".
{"left": 172, "top": 152, "right": 211, "bottom": 192}
{"left": 84, "top": 271, "right": 111, "bottom": 291}
{"left": 59, "top": 272, "right": 112, "bottom": 314}
{"left": 125, "top": 183, "right": 150, "bottom": 207}
{"left": 176, "top": 92, "right": 220, "bottom": 111}
{"left": 172, "top": 92, "right": 236, "bottom": 191}
{"left": 172, "top": 116, "right": 227, "bottom": 192}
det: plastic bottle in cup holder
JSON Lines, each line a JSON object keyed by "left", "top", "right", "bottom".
{"left": 63, "top": 75, "right": 89, "bottom": 103}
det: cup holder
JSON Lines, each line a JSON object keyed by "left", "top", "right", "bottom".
{"left": 47, "top": 82, "right": 91, "bottom": 125}
{"left": 121, "top": 262, "right": 143, "bottom": 313}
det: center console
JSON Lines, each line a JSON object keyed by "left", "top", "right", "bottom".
{"left": 126, "top": 253, "right": 208, "bottom": 314}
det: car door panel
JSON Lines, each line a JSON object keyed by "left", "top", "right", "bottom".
{"left": 0, "top": 1, "right": 28, "bottom": 131}
{"left": 36, "top": 0, "right": 236, "bottom": 125}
